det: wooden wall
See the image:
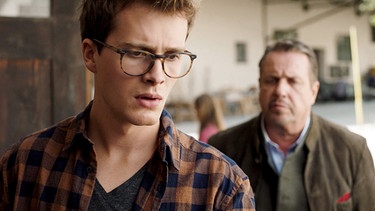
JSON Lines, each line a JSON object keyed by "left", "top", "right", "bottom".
{"left": 0, "top": 1, "right": 87, "bottom": 155}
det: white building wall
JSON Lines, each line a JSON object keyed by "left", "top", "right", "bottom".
{"left": 169, "top": 0, "right": 264, "bottom": 102}
{"left": 167, "top": 0, "right": 375, "bottom": 102}
{"left": 267, "top": 2, "right": 375, "bottom": 85}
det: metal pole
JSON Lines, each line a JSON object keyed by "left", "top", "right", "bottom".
{"left": 349, "top": 26, "right": 364, "bottom": 125}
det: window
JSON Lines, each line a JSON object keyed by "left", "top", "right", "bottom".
{"left": 236, "top": 42, "right": 247, "bottom": 63}
{"left": 370, "top": 15, "right": 375, "bottom": 42}
{"left": 0, "top": 0, "right": 50, "bottom": 18}
{"left": 337, "top": 35, "right": 352, "bottom": 61}
{"left": 273, "top": 29, "right": 297, "bottom": 41}
{"left": 330, "top": 64, "right": 350, "bottom": 78}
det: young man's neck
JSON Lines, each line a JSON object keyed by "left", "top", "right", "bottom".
{"left": 87, "top": 104, "right": 160, "bottom": 192}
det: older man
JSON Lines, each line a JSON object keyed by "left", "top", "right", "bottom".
{"left": 209, "top": 39, "right": 375, "bottom": 211}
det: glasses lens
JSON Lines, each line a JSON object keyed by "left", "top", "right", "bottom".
{"left": 120, "top": 50, "right": 152, "bottom": 76}
{"left": 120, "top": 51, "right": 194, "bottom": 78}
{"left": 163, "top": 53, "right": 192, "bottom": 78}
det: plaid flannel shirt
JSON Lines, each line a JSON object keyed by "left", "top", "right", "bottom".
{"left": 0, "top": 102, "right": 255, "bottom": 210}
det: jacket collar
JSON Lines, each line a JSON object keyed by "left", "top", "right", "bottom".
{"left": 304, "top": 114, "right": 319, "bottom": 152}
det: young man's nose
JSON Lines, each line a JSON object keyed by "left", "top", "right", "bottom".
{"left": 142, "top": 59, "right": 166, "bottom": 85}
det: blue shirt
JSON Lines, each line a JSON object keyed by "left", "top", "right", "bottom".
{"left": 261, "top": 116, "right": 310, "bottom": 174}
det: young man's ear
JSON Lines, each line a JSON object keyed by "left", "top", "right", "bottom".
{"left": 82, "top": 39, "right": 97, "bottom": 73}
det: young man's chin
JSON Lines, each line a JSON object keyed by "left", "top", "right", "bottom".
{"left": 132, "top": 110, "right": 162, "bottom": 126}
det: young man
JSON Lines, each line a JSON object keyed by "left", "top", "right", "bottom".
{"left": 209, "top": 40, "right": 375, "bottom": 211}
{"left": 0, "top": 0, "right": 255, "bottom": 210}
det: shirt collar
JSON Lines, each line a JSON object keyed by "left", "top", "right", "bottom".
{"left": 261, "top": 115, "right": 311, "bottom": 151}
{"left": 157, "top": 109, "right": 181, "bottom": 171}
{"left": 62, "top": 101, "right": 92, "bottom": 151}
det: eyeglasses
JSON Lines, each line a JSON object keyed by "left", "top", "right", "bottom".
{"left": 92, "top": 39, "right": 197, "bottom": 79}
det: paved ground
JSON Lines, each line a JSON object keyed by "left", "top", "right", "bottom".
{"left": 313, "top": 100, "right": 375, "bottom": 165}
{"left": 175, "top": 99, "right": 375, "bottom": 165}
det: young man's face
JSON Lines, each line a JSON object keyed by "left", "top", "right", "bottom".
{"left": 258, "top": 51, "right": 319, "bottom": 131}
{"left": 84, "top": 3, "right": 188, "bottom": 126}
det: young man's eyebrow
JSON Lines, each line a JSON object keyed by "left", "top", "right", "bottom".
{"left": 118, "top": 42, "right": 185, "bottom": 53}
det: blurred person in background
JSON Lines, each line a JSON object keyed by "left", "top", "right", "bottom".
{"left": 194, "top": 93, "right": 225, "bottom": 143}
{"left": 209, "top": 39, "right": 375, "bottom": 211}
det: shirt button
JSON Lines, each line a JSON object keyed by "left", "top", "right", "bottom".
{"left": 86, "top": 165, "right": 93, "bottom": 173}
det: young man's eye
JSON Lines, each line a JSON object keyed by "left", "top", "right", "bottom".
{"left": 166, "top": 54, "right": 180, "bottom": 61}
{"left": 127, "top": 50, "right": 148, "bottom": 58}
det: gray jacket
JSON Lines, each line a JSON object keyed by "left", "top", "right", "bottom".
{"left": 208, "top": 113, "right": 375, "bottom": 211}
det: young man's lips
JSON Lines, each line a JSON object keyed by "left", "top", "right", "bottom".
{"left": 136, "top": 93, "right": 162, "bottom": 100}
{"left": 135, "top": 94, "right": 163, "bottom": 108}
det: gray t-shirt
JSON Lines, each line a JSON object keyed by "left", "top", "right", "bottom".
{"left": 88, "top": 166, "right": 146, "bottom": 210}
